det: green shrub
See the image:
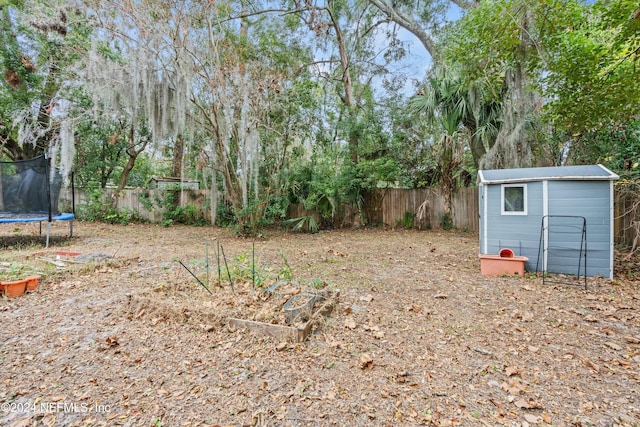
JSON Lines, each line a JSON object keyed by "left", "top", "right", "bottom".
{"left": 162, "top": 203, "right": 209, "bottom": 226}
{"left": 77, "top": 184, "right": 147, "bottom": 225}
{"left": 403, "top": 211, "right": 415, "bottom": 229}
{"left": 439, "top": 212, "right": 454, "bottom": 231}
{"left": 152, "top": 191, "right": 210, "bottom": 226}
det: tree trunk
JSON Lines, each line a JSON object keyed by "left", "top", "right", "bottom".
{"left": 479, "top": 65, "right": 533, "bottom": 170}
{"left": 479, "top": 8, "right": 535, "bottom": 170}
{"left": 469, "top": 133, "right": 487, "bottom": 169}
{"left": 171, "top": 134, "right": 184, "bottom": 179}
{"left": 115, "top": 124, "right": 149, "bottom": 196}
{"left": 327, "top": 7, "right": 358, "bottom": 163}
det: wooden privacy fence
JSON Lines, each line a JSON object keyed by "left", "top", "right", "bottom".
{"left": 61, "top": 187, "right": 638, "bottom": 246}
{"left": 371, "top": 187, "right": 478, "bottom": 231}
{"left": 59, "top": 188, "right": 212, "bottom": 224}
{"left": 61, "top": 187, "right": 479, "bottom": 230}
{"left": 254, "top": 187, "right": 478, "bottom": 231}
{"left": 614, "top": 190, "right": 640, "bottom": 248}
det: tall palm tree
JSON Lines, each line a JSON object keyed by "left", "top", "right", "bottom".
{"left": 410, "top": 67, "right": 501, "bottom": 170}
{"left": 409, "top": 68, "right": 501, "bottom": 216}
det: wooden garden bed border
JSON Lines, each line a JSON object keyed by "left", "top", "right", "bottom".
{"left": 227, "top": 290, "right": 339, "bottom": 342}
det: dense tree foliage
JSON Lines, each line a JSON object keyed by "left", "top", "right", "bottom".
{"left": 441, "top": 0, "right": 640, "bottom": 168}
{"left": 0, "top": 0, "right": 637, "bottom": 231}
{"left": 0, "top": 0, "right": 89, "bottom": 177}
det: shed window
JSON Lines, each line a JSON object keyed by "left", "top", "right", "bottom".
{"left": 502, "top": 184, "right": 527, "bottom": 215}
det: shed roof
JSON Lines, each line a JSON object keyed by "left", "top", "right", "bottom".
{"left": 149, "top": 177, "right": 199, "bottom": 183}
{"left": 478, "top": 164, "right": 619, "bottom": 185}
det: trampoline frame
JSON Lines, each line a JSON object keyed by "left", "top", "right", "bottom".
{"left": 0, "top": 212, "right": 74, "bottom": 247}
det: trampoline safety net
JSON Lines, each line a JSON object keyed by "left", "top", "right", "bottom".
{"left": 0, "top": 155, "right": 64, "bottom": 219}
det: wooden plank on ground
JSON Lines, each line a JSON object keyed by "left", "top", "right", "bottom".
{"left": 227, "top": 289, "right": 339, "bottom": 342}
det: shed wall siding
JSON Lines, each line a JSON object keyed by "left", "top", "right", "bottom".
{"left": 546, "top": 180, "right": 612, "bottom": 277}
{"left": 479, "top": 186, "right": 485, "bottom": 252}
{"left": 484, "top": 182, "right": 544, "bottom": 273}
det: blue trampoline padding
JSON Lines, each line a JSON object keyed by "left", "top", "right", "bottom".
{"left": 0, "top": 212, "right": 75, "bottom": 223}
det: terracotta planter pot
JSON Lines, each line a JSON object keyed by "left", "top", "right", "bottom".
{"left": 25, "top": 275, "right": 41, "bottom": 292}
{"left": 0, "top": 279, "right": 28, "bottom": 298}
{"left": 479, "top": 254, "right": 529, "bottom": 276}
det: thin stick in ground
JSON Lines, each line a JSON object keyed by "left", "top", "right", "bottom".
{"left": 178, "top": 260, "right": 213, "bottom": 296}
{"left": 220, "top": 244, "right": 234, "bottom": 294}
{"left": 216, "top": 240, "right": 221, "bottom": 287}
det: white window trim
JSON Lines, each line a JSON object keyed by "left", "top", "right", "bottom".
{"left": 501, "top": 183, "right": 528, "bottom": 215}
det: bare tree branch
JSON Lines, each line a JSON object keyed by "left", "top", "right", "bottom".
{"left": 367, "top": 0, "right": 438, "bottom": 59}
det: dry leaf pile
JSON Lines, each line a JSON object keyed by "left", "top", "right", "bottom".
{"left": 0, "top": 222, "right": 638, "bottom": 427}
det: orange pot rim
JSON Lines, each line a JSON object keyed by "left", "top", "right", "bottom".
{"left": 0, "top": 275, "right": 41, "bottom": 285}
{"left": 1, "top": 278, "right": 28, "bottom": 286}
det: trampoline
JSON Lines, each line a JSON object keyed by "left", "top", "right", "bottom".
{"left": 0, "top": 155, "right": 75, "bottom": 247}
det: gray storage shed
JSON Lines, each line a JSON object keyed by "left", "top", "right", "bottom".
{"left": 478, "top": 165, "right": 619, "bottom": 278}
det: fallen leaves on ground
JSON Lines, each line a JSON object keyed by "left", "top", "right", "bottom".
{"left": 0, "top": 223, "right": 638, "bottom": 426}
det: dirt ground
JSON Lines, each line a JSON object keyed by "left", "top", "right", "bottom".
{"left": 0, "top": 221, "right": 639, "bottom": 427}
